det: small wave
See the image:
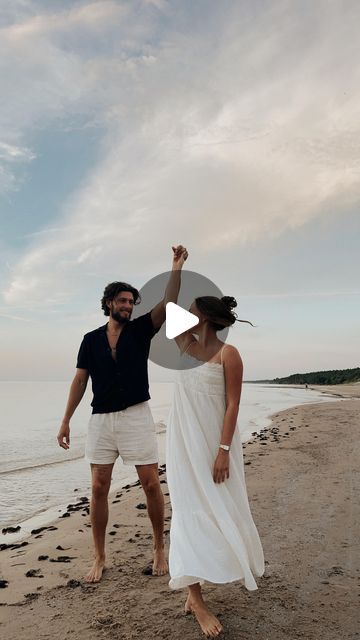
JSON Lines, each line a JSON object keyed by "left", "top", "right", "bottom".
{"left": 0, "top": 454, "right": 85, "bottom": 476}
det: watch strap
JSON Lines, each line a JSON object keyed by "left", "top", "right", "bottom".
{"left": 219, "top": 444, "right": 230, "bottom": 451}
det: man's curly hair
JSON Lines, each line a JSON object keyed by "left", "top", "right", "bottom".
{"left": 101, "top": 282, "right": 141, "bottom": 316}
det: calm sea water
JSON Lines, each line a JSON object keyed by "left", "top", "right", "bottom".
{"left": 0, "top": 380, "right": 334, "bottom": 538}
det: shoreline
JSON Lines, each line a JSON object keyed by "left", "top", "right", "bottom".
{"left": 309, "top": 383, "right": 360, "bottom": 398}
{"left": 246, "top": 381, "right": 360, "bottom": 398}
{"left": 0, "top": 385, "right": 359, "bottom": 639}
{"left": 0, "top": 420, "right": 167, "bottom": 541}
{"left": 1, "top": 382, "right": 355, "bottom": 544}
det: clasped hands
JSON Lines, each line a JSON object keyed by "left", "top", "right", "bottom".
{"left": 172, "top": 245, "right": 188, "bottom": 269}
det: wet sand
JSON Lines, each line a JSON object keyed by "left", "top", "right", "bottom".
{"left": 0, "top": 384, "right": 359, "bottom": 639}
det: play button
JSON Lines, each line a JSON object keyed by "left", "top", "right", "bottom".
{"left": 165, "top": 303, "right": 199, "bottom": 339}
{"left": 132, "top": 269, "right": 230, "bottom": 370}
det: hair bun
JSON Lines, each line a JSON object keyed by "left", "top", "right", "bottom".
{"left": 221, "top": 296, "right": 237, "bottom": 311}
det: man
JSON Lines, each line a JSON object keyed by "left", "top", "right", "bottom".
{"left": 57, "top": 245, "right": 188, "bottom": 582}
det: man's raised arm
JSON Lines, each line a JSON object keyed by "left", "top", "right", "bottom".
{"left": 150, "top": 244, "right": 188, "bottom": 331}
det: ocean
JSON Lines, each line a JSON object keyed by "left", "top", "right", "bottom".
{"left": 0, "top": 380, "right": 334, "bottom": 541}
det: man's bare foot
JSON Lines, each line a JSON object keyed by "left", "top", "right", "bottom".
{"left": 152, "top": 547, "right": 168, "bottom": 576}
{"left": 184, "top": 596, "right": 223, "bottom": 638}
{"left": 85, "top": 556, "right": 106, "bottom": 583}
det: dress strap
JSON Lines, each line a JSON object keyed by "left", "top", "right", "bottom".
{"left": 182, "top": 340, "right": 196, "bottom": 356}
{"left": 220, "top": 344, "right": 228, "bottom": 365}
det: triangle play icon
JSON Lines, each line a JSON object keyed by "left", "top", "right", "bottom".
{"left": 165, "top": 302, "right": 199, "bottom": 339}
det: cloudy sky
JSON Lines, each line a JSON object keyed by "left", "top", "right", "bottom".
{"left": 1, "top": 0, "right": 359, "bottom": 382}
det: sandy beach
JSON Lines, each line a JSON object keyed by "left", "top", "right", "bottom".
{"left": 0, "top": 384, "right": 359, "bottom": 639}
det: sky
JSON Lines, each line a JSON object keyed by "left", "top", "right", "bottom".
{"left": 0, "top": 0, "right": 359, "bottom": 382}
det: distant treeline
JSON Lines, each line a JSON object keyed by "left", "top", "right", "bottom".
{"left": 260, "top": 368, "right": 360, "bottom": 385}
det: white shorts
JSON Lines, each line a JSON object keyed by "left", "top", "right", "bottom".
{"left": 85, "top": 401, "right": 158, "bottom": 466}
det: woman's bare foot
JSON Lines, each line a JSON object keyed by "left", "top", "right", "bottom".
{"left": 184, "top": 595, "right": 223, "bottom": 638}
{"left": 184, "top": 594, "right": 193, "bottom": 614}
{"left": 152, "top": 547, "right": 168, "bottom": 576}
{"left": 85, "top": 556, "right": 106, "bottom": 583}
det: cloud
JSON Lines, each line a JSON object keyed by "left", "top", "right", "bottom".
{"left": 0, "top": 308, "right": 32, "bottom": 321}
{"left": 143, "top": 0, "right": 167, "bottom": 8}
{"left": 3, "top": 0, "right": 360, "bottom": 307}
{"left": 239, "top": 291, "right": 360, "bottom": 299}
{"left": 3, "top": 1, "right": 128, "bottom": 39}
{"left": 0, "top": 141, "right": 36, "bottom": 193}
{"left": 0, "top": 1, "right": 132, "bottom": 194}
{"left": 0, "top": 141, "right": 35, "bottom": 161}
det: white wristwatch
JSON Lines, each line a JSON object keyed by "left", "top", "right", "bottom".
{"left": 219, "top": 444, "right": 230, "bottom": 452}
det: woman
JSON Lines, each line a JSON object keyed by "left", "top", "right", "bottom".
{"left": 166, "top": 295, "right": 264, "bottom": 638}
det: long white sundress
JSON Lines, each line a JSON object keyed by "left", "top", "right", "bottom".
{"left": 166, "top": 345, "right": 265, "bottom": 591}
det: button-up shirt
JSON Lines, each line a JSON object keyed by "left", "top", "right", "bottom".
{"left": 76, "top": 312, "right": 159, "bottom": 414}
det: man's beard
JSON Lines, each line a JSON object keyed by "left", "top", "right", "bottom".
{"left": 111, "top": 311, "right": 131, "bottom": 325}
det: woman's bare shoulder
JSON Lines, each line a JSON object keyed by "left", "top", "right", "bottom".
{"left": 222, "top": 344, "right": 243, "bottom": 365}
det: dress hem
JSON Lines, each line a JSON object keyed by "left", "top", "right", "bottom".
{"left": 169, "top": 573, "right": 261, "bottom": 591}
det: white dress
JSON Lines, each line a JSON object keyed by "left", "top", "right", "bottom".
{"left": 166, "top": 347, "right": 265, "bottom": 591}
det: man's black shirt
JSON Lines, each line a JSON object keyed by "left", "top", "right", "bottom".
{"left": 76, "top": 312, "right": 159, "bottom": 414}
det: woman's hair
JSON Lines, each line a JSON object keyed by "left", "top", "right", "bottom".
{"left": 194, "top": 296, "right": 255, "bottom": 331}
{"left": 101, "top": 282, "right": 141, "bottom": 316}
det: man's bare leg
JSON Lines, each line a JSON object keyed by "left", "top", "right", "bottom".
{"left": 85, "top": 463, "right": 114, "bottom": 583}
{"left": 136, "top": 463, "right": 168, "bottom": 576}
{"left": 185, "top": 583, "right": 223, "bottom": 637}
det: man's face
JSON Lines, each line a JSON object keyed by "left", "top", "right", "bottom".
{"left": 108, "top": 292, "right": 135, "bottom": 324}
